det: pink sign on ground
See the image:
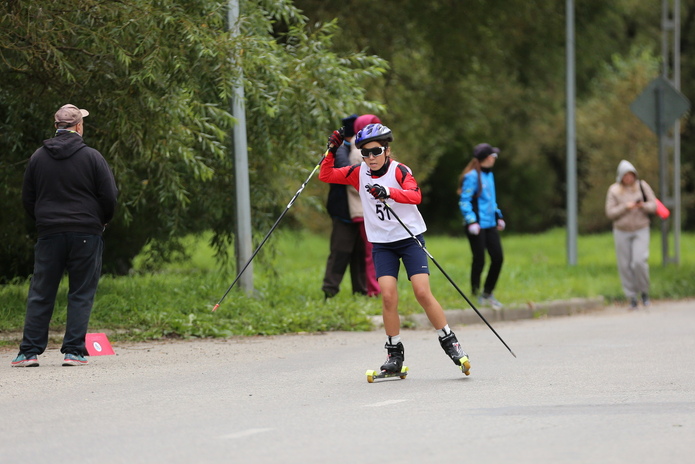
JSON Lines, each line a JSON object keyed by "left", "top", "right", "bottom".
{"left": 85, "top": 333, "right": 116, "bottom": 356}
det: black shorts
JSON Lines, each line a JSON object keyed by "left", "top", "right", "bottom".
{"left": 372, "top": 235, "right": 430, "bottom": 280}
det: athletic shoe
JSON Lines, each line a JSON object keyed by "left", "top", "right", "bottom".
{"left": 629, "top": 297, "right": 638, "bottom": 309}
{"left": 11, "top": 353, "right": 39, "bottom": 367}
{"left": 641, "top": 293, "right": 651, "bottom": 307}
{"left": 479, "top": 293, "right": 503, "bottom": 310}
{"left": 63, "top": 353, "right": 88, "bottom": 366}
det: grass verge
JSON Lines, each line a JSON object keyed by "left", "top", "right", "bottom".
{"left": 1, "top": 228, "right": 694, "bottom": 345}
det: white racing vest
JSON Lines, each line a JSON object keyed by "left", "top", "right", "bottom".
{"left": 358, "top": 160, "right": 427, "bottom": 243}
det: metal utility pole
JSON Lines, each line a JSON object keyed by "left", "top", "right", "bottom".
{"left": 228, "top": 0, "right": 254, "bottom": 292}
{"left": 660, "top": 0, "right": 682, "bottom": 265}
{"left": 566, "top": 0, "right": 578, "bottom": 266}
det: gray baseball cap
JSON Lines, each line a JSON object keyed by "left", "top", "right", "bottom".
{"left": 54, "top": 104, "right": 89, "bottom": 127}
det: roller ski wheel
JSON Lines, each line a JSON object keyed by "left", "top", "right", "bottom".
{"left": 366, "top": 366, "right": 409, "bottom": 383}
{"left": 459, "top": 357, "right": 471, "bottom": 376}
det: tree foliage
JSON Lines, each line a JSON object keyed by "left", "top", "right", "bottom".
{"left": 0, "top": 0, "right": 386, "bottom": 280}
{"left": 577, "top": 47, "right": 662, "bottom": 232}
{"left": 3, "top": 0, "right": 695, "bottom": 282}
{"left": 293, "top": 0, "right": 694, "bottom": 234}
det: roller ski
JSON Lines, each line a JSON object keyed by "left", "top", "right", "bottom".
{"left": 366, "top": 341, "right": 408, "bottom": 383}
{"left": 439, "top": 331, "right": 471, "bottom": 376}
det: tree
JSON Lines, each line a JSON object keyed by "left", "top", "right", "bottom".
{"left": 578, "top": 48, "right": 662, "bottom": 232}
{"left": 292, "top": 0, "right": 689, "bottom": 235}
{"left": 0, "top": 0, "right": 386, "bottom": 280}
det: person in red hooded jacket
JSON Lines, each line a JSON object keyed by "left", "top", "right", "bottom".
{"left": 346, "top": 114, "right": 382, "bottom": 297}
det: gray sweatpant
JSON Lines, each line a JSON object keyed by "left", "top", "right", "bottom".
{"left": 612, "top": 227, "right": 650, "bottom": 299}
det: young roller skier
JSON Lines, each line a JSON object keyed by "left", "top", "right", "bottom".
{"left": 319, "top": 123, "right": 471, "bottom": 376}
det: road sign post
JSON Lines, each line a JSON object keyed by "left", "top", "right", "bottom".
{"left": 630, "top": 76, "right": 690, "bottom": 266}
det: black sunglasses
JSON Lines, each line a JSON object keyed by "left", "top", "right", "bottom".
{"left": 361, "top": 146, "right": 387, "bottom": 158}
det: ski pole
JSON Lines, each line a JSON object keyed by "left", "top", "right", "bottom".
{"left": 212, "top": 149, "right": 329, "bottom": 312}
{"left": 377, "top": 197, "right": 517, "bottom": 358}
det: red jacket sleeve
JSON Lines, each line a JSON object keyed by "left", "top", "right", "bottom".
{"left": 387, "top": 163, "right": 422, "bottom": 205}
{"left": 319, "top": 151, "right": 360, "bottom": 189}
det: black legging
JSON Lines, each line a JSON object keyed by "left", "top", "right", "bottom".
{"left": 467, "top": 227, "right": 504, "bottom": 295}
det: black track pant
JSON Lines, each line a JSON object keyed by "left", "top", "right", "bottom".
{"left": 466, "top": 227, "right": 503, "bottom": 295}
{"left": 322, "top": 217, "right": 366, "bottom": 297}
{"left": 20, "top": 232, "right": 103, "bottom": 357}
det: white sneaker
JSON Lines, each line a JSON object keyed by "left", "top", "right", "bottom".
{"left": 479, "top": 293, "right": 503, "bottom": 310}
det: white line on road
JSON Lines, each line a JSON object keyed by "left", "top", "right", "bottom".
{"left": 364, "top": 399, "right": 407, "bottom": 408}
{"left": 219, "top": 428, "right": 274, "bottom": 439}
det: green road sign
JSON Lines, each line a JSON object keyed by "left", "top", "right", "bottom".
{"left": 630, "top": 76, "right": 690, "bottom": 134}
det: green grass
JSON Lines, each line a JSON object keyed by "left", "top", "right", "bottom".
{"left": 1, "top": 228, "right": 694, "bottom": 345}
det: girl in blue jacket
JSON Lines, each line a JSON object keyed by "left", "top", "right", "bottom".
{"left": 458, "top": 143, "right": 505, "bottom": 310}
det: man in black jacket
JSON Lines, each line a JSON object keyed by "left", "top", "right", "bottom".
{"left": 12, "top": 104, "right": 118, "bottom": 367}
{"left": 321, "top": 114, "right": 367, "bottom": 298}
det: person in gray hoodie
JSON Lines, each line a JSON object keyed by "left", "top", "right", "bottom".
{"left": 12, "top": 104, "right": 118, "bottom": 367}
{"left": 605, "top": 160, "right": 657, "bottom": 308}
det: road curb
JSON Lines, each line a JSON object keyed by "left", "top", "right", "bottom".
{"left": 369, "top": 296, "right": 606, "bottom": 330}
{"left": 1, "top": 297, "right": 607, "bottom": 344}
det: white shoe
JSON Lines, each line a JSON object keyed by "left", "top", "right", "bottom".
{"left": 479, "top": 293, "right": 503, "bottom": 310}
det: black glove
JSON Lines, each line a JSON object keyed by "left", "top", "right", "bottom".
{"left": 365, "top": 183, "right": 390, "bottom": 200}
{"left": 327, "top": 128, "right": 345, "bottom": 154}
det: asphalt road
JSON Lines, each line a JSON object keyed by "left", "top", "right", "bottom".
{"left": 1, "top": 300, "right": 694, "bottom": 464}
